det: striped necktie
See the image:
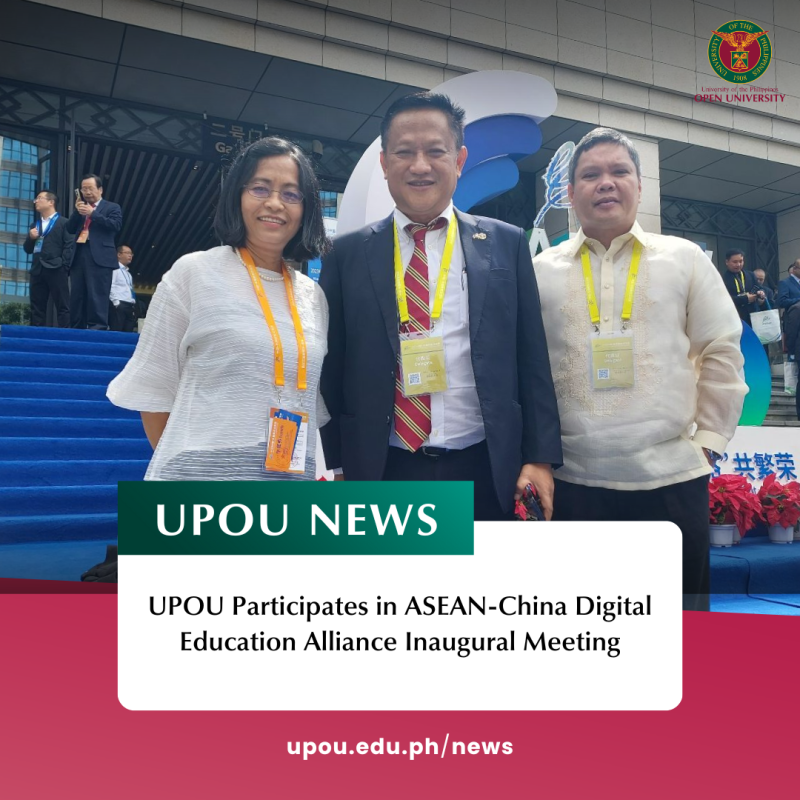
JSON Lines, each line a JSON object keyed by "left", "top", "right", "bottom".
{"left": 393, "top": 217, "right": 447, "bottom": 452}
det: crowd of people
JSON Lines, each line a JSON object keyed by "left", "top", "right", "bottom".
{"left": 104, "top": 90, "right": 781, "bottom": 611}
{"left": 24, "top": 175, "right": 136, "bottom": 332}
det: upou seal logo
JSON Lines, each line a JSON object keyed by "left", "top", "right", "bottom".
{"left": 709, "top": 20, "right": 772, "bottom": 83}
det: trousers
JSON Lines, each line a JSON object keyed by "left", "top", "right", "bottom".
{"left": 553, "top": 475, "right": 710, "bottom": 612}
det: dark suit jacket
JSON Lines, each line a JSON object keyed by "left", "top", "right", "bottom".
{"left": 320, "top": 209, "right": 563, "bottom": 513}
{"left": 23, "top": 215, "right": 74, "bottom": 270}
{"left": 66, "top": 199, "right": 123, "bottom": 269}
{"left": 722, "top": 268, "right": 759, "bottom": 322}
{"left": 778, "top": 275, "right": 800, "bottom": 311}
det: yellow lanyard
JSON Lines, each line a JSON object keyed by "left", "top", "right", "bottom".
{"left": 393, "top": 212, "right": 458, "bottom": 326}
{"left": 239, "top": 247, "right": 307, "bottom": 390}
{"left": 734, "top": 274, "right": 744, "bottom": 294}
{"left": 580, "top": 240, "right": 642, "bottom": 327}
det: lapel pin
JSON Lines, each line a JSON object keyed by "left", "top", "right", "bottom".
{"left": 473, "top": 232, "right": 487, "bottom": 240}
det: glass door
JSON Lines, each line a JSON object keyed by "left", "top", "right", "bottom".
{"left": 0, "top": 128, "right": 56, "bottom": 307}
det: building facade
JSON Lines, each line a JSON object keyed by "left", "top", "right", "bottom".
{"left": 2, "top": 0, "right": 800, "bottom": 295}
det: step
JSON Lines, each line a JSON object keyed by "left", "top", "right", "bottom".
{"left": 0, "top": 513, "right": 117, "bottom": 544}
{"left": 0, "top": 366, "right": 119, "bottom": 385}
{"left": 0, "top": 437, "right": 153, "bottom": 460}
{"left": 0, "top": 337, "right": 136, "bottom": 359}
{"left": 0, "top": 350, "right": 129, "bottom": 372}
{"left": 0, "top": 485, "right": 118, "bottom": 516}
{"left": 0, "top": 459, "right": 148, "bottom": 486}
{"left": 0, "top": 381, "right": 111, "bottom": 401}
{"left": 0, "top": 398, "right": 138, "bottom": 419}
{"left": 0, "top": 324, "right": 138, "bottom": 345}
{"left": 0, "top": 417, "right": 144, "bottom": 438}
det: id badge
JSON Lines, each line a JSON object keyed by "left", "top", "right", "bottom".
{"left": 589, "top": 330, "right": 634, "bottom": 389}
{"left": 265, "top": 408, "right": 309, "bottom": 473}
{"left": 399, "top": 336, "right": 447, "bottom": 397}
{"left": 34, "top": 238, "right": 43, "bottom": 253}
{"left": 76, "top": 229, "right": 89, "bottom": 244}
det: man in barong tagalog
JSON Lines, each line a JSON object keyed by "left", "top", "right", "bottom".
{"left": 533, "top": 127, "right": 747, "bottom": 611}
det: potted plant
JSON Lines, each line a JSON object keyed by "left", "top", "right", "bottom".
{"left": 708, "top": 474, "right": 762, "bottom": 547}
{"left": 757, "top": 474, "right": 800, "bottom": 544}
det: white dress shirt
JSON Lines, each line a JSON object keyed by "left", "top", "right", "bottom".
{"left": 533, "top": 221, "right": 747, "bottom": 490}
{"left": 110, "top": 262, "right": 136, "bottom": 305}
{"left": 389, "top": 204, "right": 485, "bottom": 450}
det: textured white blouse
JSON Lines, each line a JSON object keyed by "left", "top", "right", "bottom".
{"left": 107, "top": 246, "right": 329, "bottom": 481}
{"left": 533, "top": 222, "right": 747, "bottom": 490}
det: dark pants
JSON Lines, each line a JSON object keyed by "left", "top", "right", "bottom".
{"left": 553, "top": 476, "right": 710, "bottom": 612}
{"left": 29, "top": 262, "right": 70, "bottom": 327}
{"left": 70, "top": 245, "right": 113, "bottom": 330}
{"left": 383, "top": 440, "right": 510, "bottom": 521}
{"left": 109, "top": 301, "right": 137, "bottom": 332}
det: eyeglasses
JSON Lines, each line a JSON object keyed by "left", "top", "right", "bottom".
{"left": 243, "top": 184, "right": 304, "bottom": 204}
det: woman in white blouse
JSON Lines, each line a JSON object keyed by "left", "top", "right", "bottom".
{"left": 107, "top": 137, "right": 330, "bottom": 480}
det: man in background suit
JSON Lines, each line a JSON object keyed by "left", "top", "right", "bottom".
{"left": 722, "top": 248, "right": 764, "bottom": 326}
{"left": 66, "top": 173, "right": 123, "bottom": 330}
{"left": 320, "top": 92, "right": 562, "bottom": 521}
{"left": 24, "top": 190, "right": 73, "bottom": 327}
{"left": 778, "top": 260, "right": 800, "bottom": 311}
{"left": 753, "top": 269, "right": 774, "bottom": 307}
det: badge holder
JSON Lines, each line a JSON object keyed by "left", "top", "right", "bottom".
{"left": 265, "top": 407, "right": 309, "bottom": 474}
{"left": 399, "top": 333, "right": 448, "bottom": 398}
{"left": 588, "top": 329, "right": 635, "bottom": 390}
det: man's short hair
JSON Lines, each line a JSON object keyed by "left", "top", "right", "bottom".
{"left": 81, "top": 173, "right": 103, "bottom": 189}
{"left": 380, "top": 92, "right": 466, "bottom": 151}
{"left": 754, "top": 268, "right": 766, "bottom": 277}
{"left": 117, "top": 244, "right": 133, "bottom": 254}
{"left": 725, "top": 249, "right": 745, "bottom": 261}
{"left": 569, "top": 127, "right": 642, "bottom": 185}
{"left": 37, "top": 189, "right": 58, "bottom": 206}
{"left": 790, "top": 261, "right": 800, "bottom": 272}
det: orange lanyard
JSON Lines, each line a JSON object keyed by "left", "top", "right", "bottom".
{"left": 239, "top": 247, "right": 307, "bottom": 390}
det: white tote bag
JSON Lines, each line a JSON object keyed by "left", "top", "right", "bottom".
{"left": 750, "top": 306, "right": 782, "bottom": 344}
{"left": 784, "top": 358, "right": 798, "bottom": 396}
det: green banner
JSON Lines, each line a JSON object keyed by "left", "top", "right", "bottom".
{"left": 118, "top": 481, "right": 474, "bottom": 555}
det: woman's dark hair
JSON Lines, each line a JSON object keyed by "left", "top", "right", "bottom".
{"left": 213, "top": 136, "right": 329, "bottom": 261}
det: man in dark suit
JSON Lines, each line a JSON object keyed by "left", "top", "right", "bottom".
{"left": 66, "top": 173, "right": 123, "bottom": 330}
{"left": 24, "top": 190, "right": 74, "bottom": 327}
{"left": 320, "top": 92, "right": 562, "bottom": 521}
{"left": 778, "top": 260, "right": 800, "bottom": 311}
{"left": 721, "top": 249, "right": 765, "bottom": 326}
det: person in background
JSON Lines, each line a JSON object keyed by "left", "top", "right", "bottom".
{"left": 753, "top": 269, "right": 774, "bottom": 307}
{"left": 24, "top": 190, "right": 73, "bottom": 327}
{"left": 109, "top": 244, "right": 138, "bottom": 332}
{"left": 533, "top": 127, "right": 747, "bottom": 611}
{"left": 66, "top": 174, "right": 123, "bottom": 330}
{"left": 721, "top": 248, "right": 764, "bottom": 326}
{"left": 107, "top": 137, "right": 330, "bottom": 481}
{"left": 777, "top": 260, "right": 800, "bottom": 311}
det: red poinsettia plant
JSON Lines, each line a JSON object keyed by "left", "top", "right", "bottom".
{"left": 708, "top": 474, "right": 762, "bottom": 534}
{"left": 757, "top": 474, "right": 800, "bottom": 528}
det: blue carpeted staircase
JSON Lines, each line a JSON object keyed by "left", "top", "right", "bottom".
{"left": 0, "top": 324, "right": 148, "bottom": 580}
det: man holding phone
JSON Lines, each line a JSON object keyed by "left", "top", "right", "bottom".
{"left": 66, "top": 174, "right": 123, "bottom": 330}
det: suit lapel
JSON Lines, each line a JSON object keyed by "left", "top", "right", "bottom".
{"left": 457, "top": 209, "right": 491, "bottom": 341}
{"left": 365, "top": 213, "right": 400, "bottom": 356}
